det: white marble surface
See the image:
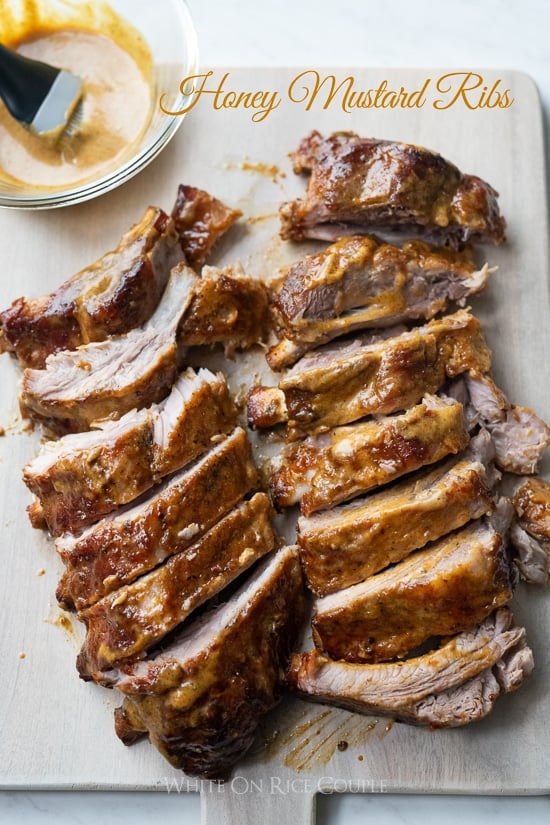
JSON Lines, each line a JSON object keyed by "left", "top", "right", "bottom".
{"left": 2, "top": 0, "right": 550, "bottom": 822}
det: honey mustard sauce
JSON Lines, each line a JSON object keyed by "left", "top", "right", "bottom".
{"left": 0, "top": 20, "right": 153, "bottom": 188}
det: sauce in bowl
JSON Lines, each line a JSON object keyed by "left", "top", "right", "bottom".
{"left": 0, "top": 2, "right": 154, "bottom": 189}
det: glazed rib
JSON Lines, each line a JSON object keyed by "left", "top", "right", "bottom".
{"left": 0, "top": 207, "right": 185, "bottom": 369}
{"left": 267, "top": 235, "right": 491, "bottom": 370}
{"left": 270, "top": 395, "right": 469, "bottom": 515}
{"left": 178, "top": 262, "right": 270, "bottom": 354}
{"left": 280, "top": 131, "right": 506, "bottom": 247}
{"left": 249, "top": 309, "right": 491, "bottom": 438}
{"left": 298, "top": 428, "right": 496, "bottom": 596}
{"left": 111, "top": 546, "right": 306, "bottom": 779}
{"left": 20, "top": 266, "right": 198, "bottom": 435}
{"left": 56, "top": 427, "right": 258, "bottom": 610}
{"left": 171, "top": 183, "right": 242, "bottom": 267}
{"left": 23, "top": 368, "right": 236, "bottom": 536}
{"left": 311, "top": 510, "right": 514, "bottom": 663}
{"left": 287, "top": 608, "right": 533, "bottom": 728}
{"left": 77, "top": 493, "right": 276, "bottom": 681}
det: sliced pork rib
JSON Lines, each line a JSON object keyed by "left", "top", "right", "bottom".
{"left": 20, "top": 266, "right": 198, "bottom": 435}
{"left": 448, "top": 371, "right": 550, "bottom": 473}
{"left": 270, "top": 394, "right": 469, "bottom": 515}
{"left": 287, "top": 608, "right": 533, "bottom": 728}
{"left": 268, "top": 235, "right": 491, "bottom": 369}
{"left": 171, "top": 184, "right": 242, "bottom": 267}
{"left": 0, "top": 207, "right": 185, "bottom": 369}
{"left": 23, "top": 368, "right": 236, "bottom": 536}
{"left": 280, "top": 131, "right": 506, "bottom": 247}
{"left": 111, "top": 546, "right": 306, "bottom": 778}
{"left": 249, "top": 309, "right": 491, "bottom": 438}
{"left": 178, "top": 262, "right": 270, "bottom": 355}
{"left": 56, "top": 427, "right": 258, "bottom": 610}
{"left": 77, "top": 492, "right": 276, "bottom": 681}
{"left": 510, "top": 477, "right": 550, "bottom": 584}
{"left": 311, "top": 510, "right": 514, "bottom": 663}
{"left": 298, "top": 429, "right": 497, "bottom": 596}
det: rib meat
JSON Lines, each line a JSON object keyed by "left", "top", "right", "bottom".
{"left": 20, "top": 266, "right": 198, "bottom": 435}
{"left": 0, "top": 207, "right": 185, "bottom": 369}
{"left": 287, "top": 608, "right": 533, "bottom": 728}
{"left": 171, "top": 184, "right": 242, "bottom": 267}
{"left": 110, "top": 546, "right": 306, "bottom": 778}
{"left": 447, "top": 371, "right": 550, "bottom": 473}
{"left": 280, "top": 131, "right": 506, "bottom": 247}
{"left": 56, "top": 427, "right": 258, "bottom": 610}
{"left": 77, "top": 492, "right": 276, "bottom": 681}
{"left": 268, "top": 235, "right": 491, "bottom": 369}
{"left": 311, "top": 510, "right": 514, "bottom": 663}
{"left": 249, "top": 309, "right": 491, "bottom": 438}
{"left": 510, "top": 477, "right": 550, "bottom": 585}
{"left": 270, "top": 394, "right": 469, "bottom": 515}
{"left": 298, "top": 428, "right": 497, "bottom": 596}
{"left": 23, "top": 368, "right": 236, "bottom": 536}
{"left": 178, "top": 262, "right": 270, "bottom": 354}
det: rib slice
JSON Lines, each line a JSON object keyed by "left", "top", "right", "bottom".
{"left": 23, "top": 368, "right": 236, "bottom": 536}
{"left": 311, "top": 510, "right": 514, "bottom": 663}
{"left": 111, "top": 546, "right": 306, "bottom": 779}
{"left": 510, "top": 477, "right": 550, "bottom": 585}
{"left": 298, "top": 428, "right": 497, "bottom": 596}
{"left": 0, "top": 207, "right": 185, "bottom": 369}
{"left": 77, "top": 493, "right": 276, "bottom": 681}
{"left": 267, "top": 235, "right": 491, "bottom": 369}
{"left": 56, "top": 427, "right": 258, "bottom": 610}
{"left": 171, "top": 184, "right": 242, "bottom": 267}
{"left": 270, "top": 395, "right": 469, "bottom": 515}
{"left": 280, "top": 131, "right": 506, "bottom": 247}
{"left": 448, "top": 371, "right": 550, "bottom": 473}
{"left": 178, "top": 262, "right": 270, "bottom": 354}
{"left": 287, "top": 608, "right": 533, "bottom": 728}
{"left": 20, "top": 266, "right": 198, "bottom": 435}
{"left": 249, "top": 309, "right": 491, "bottom": 438}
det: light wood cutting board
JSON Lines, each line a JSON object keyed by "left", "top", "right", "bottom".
{"left": 0, "top": 69, "right": 549, "bottom": 824}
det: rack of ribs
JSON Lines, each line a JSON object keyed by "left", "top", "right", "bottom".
{"left": 110, "top": 546, "right": 306, "bottom": 779}
{"left": 56, "top": 427, "right": 258, "bottom": 610}
{"left": 0, "top": 186, "right": 240, "bottom": 369}
{"left": 298, "top": 429, "right": 497, "bottom": 596}
{"left": 287, "top": 608, "right": 533, "bottom": 728}
{"left": 267, "top": 235, "right": 491, "bottom": 369}
{"left": 23, "top": 368, "right": 236, "bottom": 536}
{"left": 77, "top": 493, "right": 276, "bottom": 681}
{"left": 280, "top": 130, "right": 506, "bottom": 247}
{"left": 248, "top": 309, "right": 491, "bottom": 438}
{"left": 311, "top": 508, "right": 514, "bottom": 664}
{"left": 270, "top": 394, "right": 469, "bottom": 515}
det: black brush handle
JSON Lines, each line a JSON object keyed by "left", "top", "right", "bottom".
{"left": 0, "top": 42, "right": 59, "bottom": 124}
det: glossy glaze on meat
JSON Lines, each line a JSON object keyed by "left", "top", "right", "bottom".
{"left": 280, "top": 131, "right": 506, "bottom": 247}
{"left": 311, "top": 511, "right": 514, "bottom": 663}
{"left": 111, "top": 546, "right": 307, "bottom": 779}
{"left": 270, "top": 394, "right": 469, "bottom": 515}
{"left": 249, "top": 309, "right": 491, "bottom": 439}
{"left": 56, "top": 427, "right": 258, "bottom": 610}
{"left": 23, "top": 368, "right": 236, "bottom": 536}
{"left": 287, "top": 608, "right": 533, "bottom": 727}
{"left": 268, "top": 235, "right": 491, "bottom": 369}
{"left": 298, "top": 429, "right": 496, "bottom": 595}
{"left": 171, "top": 183, "right": 242, "bottom": 267}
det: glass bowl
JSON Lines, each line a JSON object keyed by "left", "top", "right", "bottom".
{"left": 0, "top": 0, "right": 198, "bottom": 209}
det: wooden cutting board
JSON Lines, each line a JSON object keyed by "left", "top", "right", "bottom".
{"left": 1, "top": 69, "right": 549, "bottom": 823}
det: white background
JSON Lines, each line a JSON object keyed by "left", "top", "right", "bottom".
{"left": 1, "top": 0, "right": 549, "bottom": 822}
